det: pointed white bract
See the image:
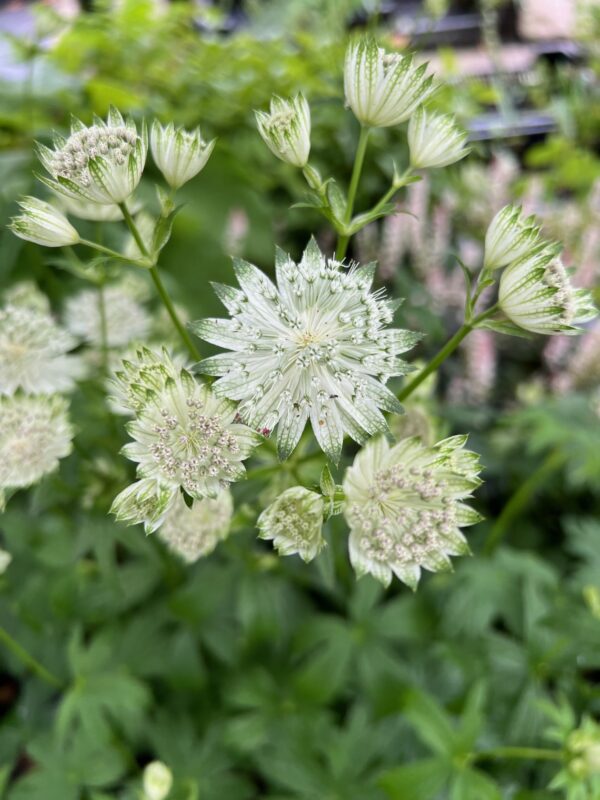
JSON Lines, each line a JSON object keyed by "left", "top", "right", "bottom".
{"left": 64, "top": 281, "right": 152, "bottom": 349}
{"left": 343, "top": 435, "right": 482, "bottom": 588}
{"left": 143, "top": 761, "right": 173, "bottom": 800}
{"left": 0, "top": 303, "right": 83, "bottom": 395}
{"left": 484, "top": 205, "right": 541, "bottom": 270}
{"left": 498, "top": 247, "right": 597, "bottom": 335}
{"left": 408, "top": 108, "right": 469, "bottom": 169}
{"left": 344, "top": 38, "right": 434, "bottom": 128}
{"left": 151, "top": 121, "right": 215, "bottom": 189}
{"left": 193, "top": 240, "right": 420, "bottom": 463}
{"left": 255, "top": 94, "right": 311, "bottom": 167}
{"left": 9, "top": 197, "right": 80, "bottom": 247}
{"left": 257, "top": 486, "right": 325, "bottom": 562}
{"left": 36, "top": 107, "right": 147, "bottom": 205}
{"left": 157, "top": 489, "right": 233, "bottom": 562}
{"left": 109, "top": 347, "right": 185, "bottom": 416}
{"left": 118, "top": 362, "right": 260, "bottom": 509}
{"left": 0, "top": 395, "right": 74, "bottom": 491}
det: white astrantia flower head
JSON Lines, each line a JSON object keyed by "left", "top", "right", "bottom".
{"left": 408, "top": 107, "right": 469, "bottom": 169}
{"left": 111, "top": 477, "right": 178, "bottom": 534}
{"left": 142, "top": 761, "right": 173, "bottom": 800}
{"left": 0, "top": 394, "right": 74, "bottom": 491}
{"left": 9, "top": 197, "right": 80, "bottom": 248}
{"left": 121, "top": 367, "right": 261, "bottom": 501}
{"left": 344, "top": 38, "right": 435, "bottom": 128}
{"left": 257, "top": 486, "right": 325, "bottom": 562}
{"left": 151, "top": 121, "right": 216, "bottom": 189}
{"left": 3, "top": 282, "right": 51, "bottom": 313}
{"left": 484, "top": 204, "right": 541, "bottom": 270}
{"left": 0, "top": 303, "right": 83, "bottom": 396}
{"left": 255, "top": 94, "right": 311, "bottom": 168}
{"left": 36, "top": 107, "right": 147, "bottom": 205}
{"left": 157, "top": 489, "right": 233, "bottom": 562}
{"left": 109, "top": 347, "right": 186, "bottom": 416}
{"left": 498, "top": 246, "right": 597, "bottom": 335}
{"left": 343, "top": 435, "right": 482, "bottom": 589}
{"left": 193, "top": 240, "right": 420, "bottom": 463}
{"left": 64, "top": 281, "right": 152, "bottom": 348}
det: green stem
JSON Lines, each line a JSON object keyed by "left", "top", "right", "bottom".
{"left": 398, "top": 307, "right": 497, "bottom": 403}
{"left": 474, "top": 746, "right": 563, "bottom": 763}
{"left": 369, "top": 169, "right": 414, "bottom": 219}
{"left": 79, "top": 238, "right": 141, "bottom": 264}
{"left": 97, "top": 283, "right": 109, "bottom": 374}
{"left": 484, "top": 449, "right": 565, "bottom": 555}
{"left": 0, "top": 626, "right": 63, "bottom": 689}
{"left": 336, "top": 125, "right": 370, "bottom": 261}
{"left": 118, "top": 203, "right": 200, "bottom": 361}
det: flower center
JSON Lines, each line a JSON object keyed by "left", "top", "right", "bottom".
{"left": 52, "top": 125, "right": 137, "bottom": 186}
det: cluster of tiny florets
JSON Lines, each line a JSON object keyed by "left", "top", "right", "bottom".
{"left": 65, "top": 282, "right": 151, "bottom": 349}
{"left": 52, "top": 125, "right": 137, "bottom": 187}
{"left": 194, "top": 240, "right": 420, "bottom": 462}
{"left": 0, "top": 395, "right": 73, "bottom": 490}
{"left": 257, "top": 486, "right": 325, "bottom": 562}
{"left": 158, "top": 490, "right": 233, "bottom": 563}
{"left": 343, "top": 436, "right": 482, "bottom": 588}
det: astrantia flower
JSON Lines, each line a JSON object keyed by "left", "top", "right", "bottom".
{"left": 258, "top": 486, "right": 325, "bottom": 562}
{"left": 111, "top": 477, "right": 177, "bottom": 534}
{"left": 0, "top": 304, "right": 83, "bottom": 395}
{"left": 255, "top": 94, "right": 311, "bottom": 168}
{"left": 109, "top": 347, "right": 185, "bottom": 416}
{"left": 408, "top": 108, "right": 469, "bottom": 169}
{"left": 64, "top": 282, "right": 151, "bottom": 348}
{"left": 484, "top": 204, "right": 541, "bottom": 270}
{"left": 9, "top": 197, "right": 80, "bottom": 247}
{"left": 157, "top": 489, "right": 233, "bottom": 562}
{"left": 498, "top": 247, "right": 597, "bottom": 335}
{"left": 0, "top": 394, "right": 73, "bottom": 490}
{"left": 151, "top": 121, "right": 216, "bottom": 189}
{"left": 343, "top": 435, "right": 482, "bottom": 588}
{"left": 121, "top": 368, "right": 260, "bottom": 500}
{"left": 36, "top": 107, "right": 147, "bottom": 205}
{"left": 344, "top": 38, "right": 434, "bottom": 128}
{"left": 3, "top": 282, "right": 50, "bottom": 313}
{"left": 193, "top": 239, "right": 420, "bottom": 462}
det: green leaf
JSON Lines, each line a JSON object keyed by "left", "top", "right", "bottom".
{"left": 152, "top": 205, "right": 182, "bottom": 256}
{"left": 378, "top": 758, "right": 451, "bottom": 799}
{"left": 449, "top": 768, "right": 502, "bottom": 800}
{"left": 403, "top": 690, "right": 459, "bottom": 756}
{"left": 319, "top": 465, "right": 336, "bottom": 499}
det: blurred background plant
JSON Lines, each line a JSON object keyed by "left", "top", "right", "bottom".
{"left": 0, "top": 0, "right": 599, "bottom": 798}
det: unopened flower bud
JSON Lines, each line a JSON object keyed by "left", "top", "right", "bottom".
{"left": 408, "top": 108, "right": 469, "bottom": 169}
{"left": 10, "top": 197, "right": 80, "bottom": 247}
{"left": 484, "top": 204, "right": 541, "bottom": 270}
{"left": 151, "top": 121, "right": 215, "bottom": 189}
{"left": 258, "top": 486, "right": 325, "bottom": 562}
{"left": 255, "top": 94, "right": 311, "bottom": 167}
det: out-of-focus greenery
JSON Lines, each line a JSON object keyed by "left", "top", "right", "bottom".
{"left": 1, "top": 2, "right": 600, "bottom": 799}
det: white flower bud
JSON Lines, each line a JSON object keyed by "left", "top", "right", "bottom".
{"left": 344, "top": 38, "right": 434, "bottom": 128}
{"left": 483, "top": 204, "right": 541, "bottom": 270}
{"left": 498, "top": 247, "right": 597, "bottom": 335}
{"left": 257, "top": 486, "right": 325, "bottom": 562}
{"left": 143, "top": 760, "right": 173, "bottom": 800}
{"left": 151, "top": 121, "right": 216, "bottom": 189}
{"left": 255, "top": 94, "right": 311, "bottom": 167}
{"left": 10, "top": 197, "right": 80, "bottom": 247}
{"left": 111, "top": 478, "right": 177, "bottom": 535}
{"left": 408, "top": 108, "right": 469, "bottom": 169}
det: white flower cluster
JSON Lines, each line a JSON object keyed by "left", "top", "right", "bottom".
{"left": 343, "top": 435, "right": 482, "bottom": 588}
{"left": 111, "top": 349, "right": 259, "bottom": 532}
{"left": 193, "top": 239, "right": 420, "bottom": 462}
{"left": 258, "top": 487, "right": 325, "bottom": 562}
{"left": 485, "top": 206, "right": 597, "bottom": 335}
{"left": 157, "top": 490, "right": 233, "bottom": 562}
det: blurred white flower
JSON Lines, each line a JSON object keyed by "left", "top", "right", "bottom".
{"left": 484, "top": 204, "right": 541, "bottom": 270}
{"left": 109, "top": 346, "right": 185, "bottom": 416}
{"left": 344, "top": 38, "right": 434, "bottom": 128}
{"left": 255, "top": 94, "right": 311, "bottom": 167}
{"left": 9, "top": 197, "right": 80, "bottom": 247}
{"left": 408, "top": 108, "right": 469, "bottom": 169}
{"left": 0, "top": 394, "right": 74, "bottom": 491}
{"left": 64, "top": 281, "right": 152, "bottom": 348}
{"left": 343, "top": 435, "right": 482, "bottom": 588}
{"left": 258, "top": 486, "right": 325, "bottom": 562}
{"left": 57, "top": 193, "right": 140, "bottom": 222}
{"left": 151, "top": 121, "right": 216, "bottom": 189}
{"left": 3, "top": 282, "right": 51, "bottom": 313}
{"left": 120, "top": 367, "right": 260, "bottom": 501}
{"left": 193, "top": 239, "right": 420, "bottom": 463}
{"left": 142, "top": 760, "right": 173, "bottom": 800}
{"left": 0, "top": 303, "right": 83, "bottom": 395}
{"left": 498, "top": 247, "right": 597, "bottom": 335}
{"left": 158, "top": 489, "right": 233, "bottom": 562}
{"left": 36, "top": 107, "right": 147, "bottom": 205}
{"left": 0, "top": 548, "right": 11, "bottom": 574}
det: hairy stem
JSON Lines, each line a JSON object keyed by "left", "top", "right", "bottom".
{"left": 118, "top": 203, "right": 200, "bottom": 361}
{"left": 0, "top": 626, "right": 63, "bottom": 689}
{"left": 336, "top": 125, "right": 370, "bottom": 261}
{"left": 484, "top": 449, "right": 565, "bottom": 555}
